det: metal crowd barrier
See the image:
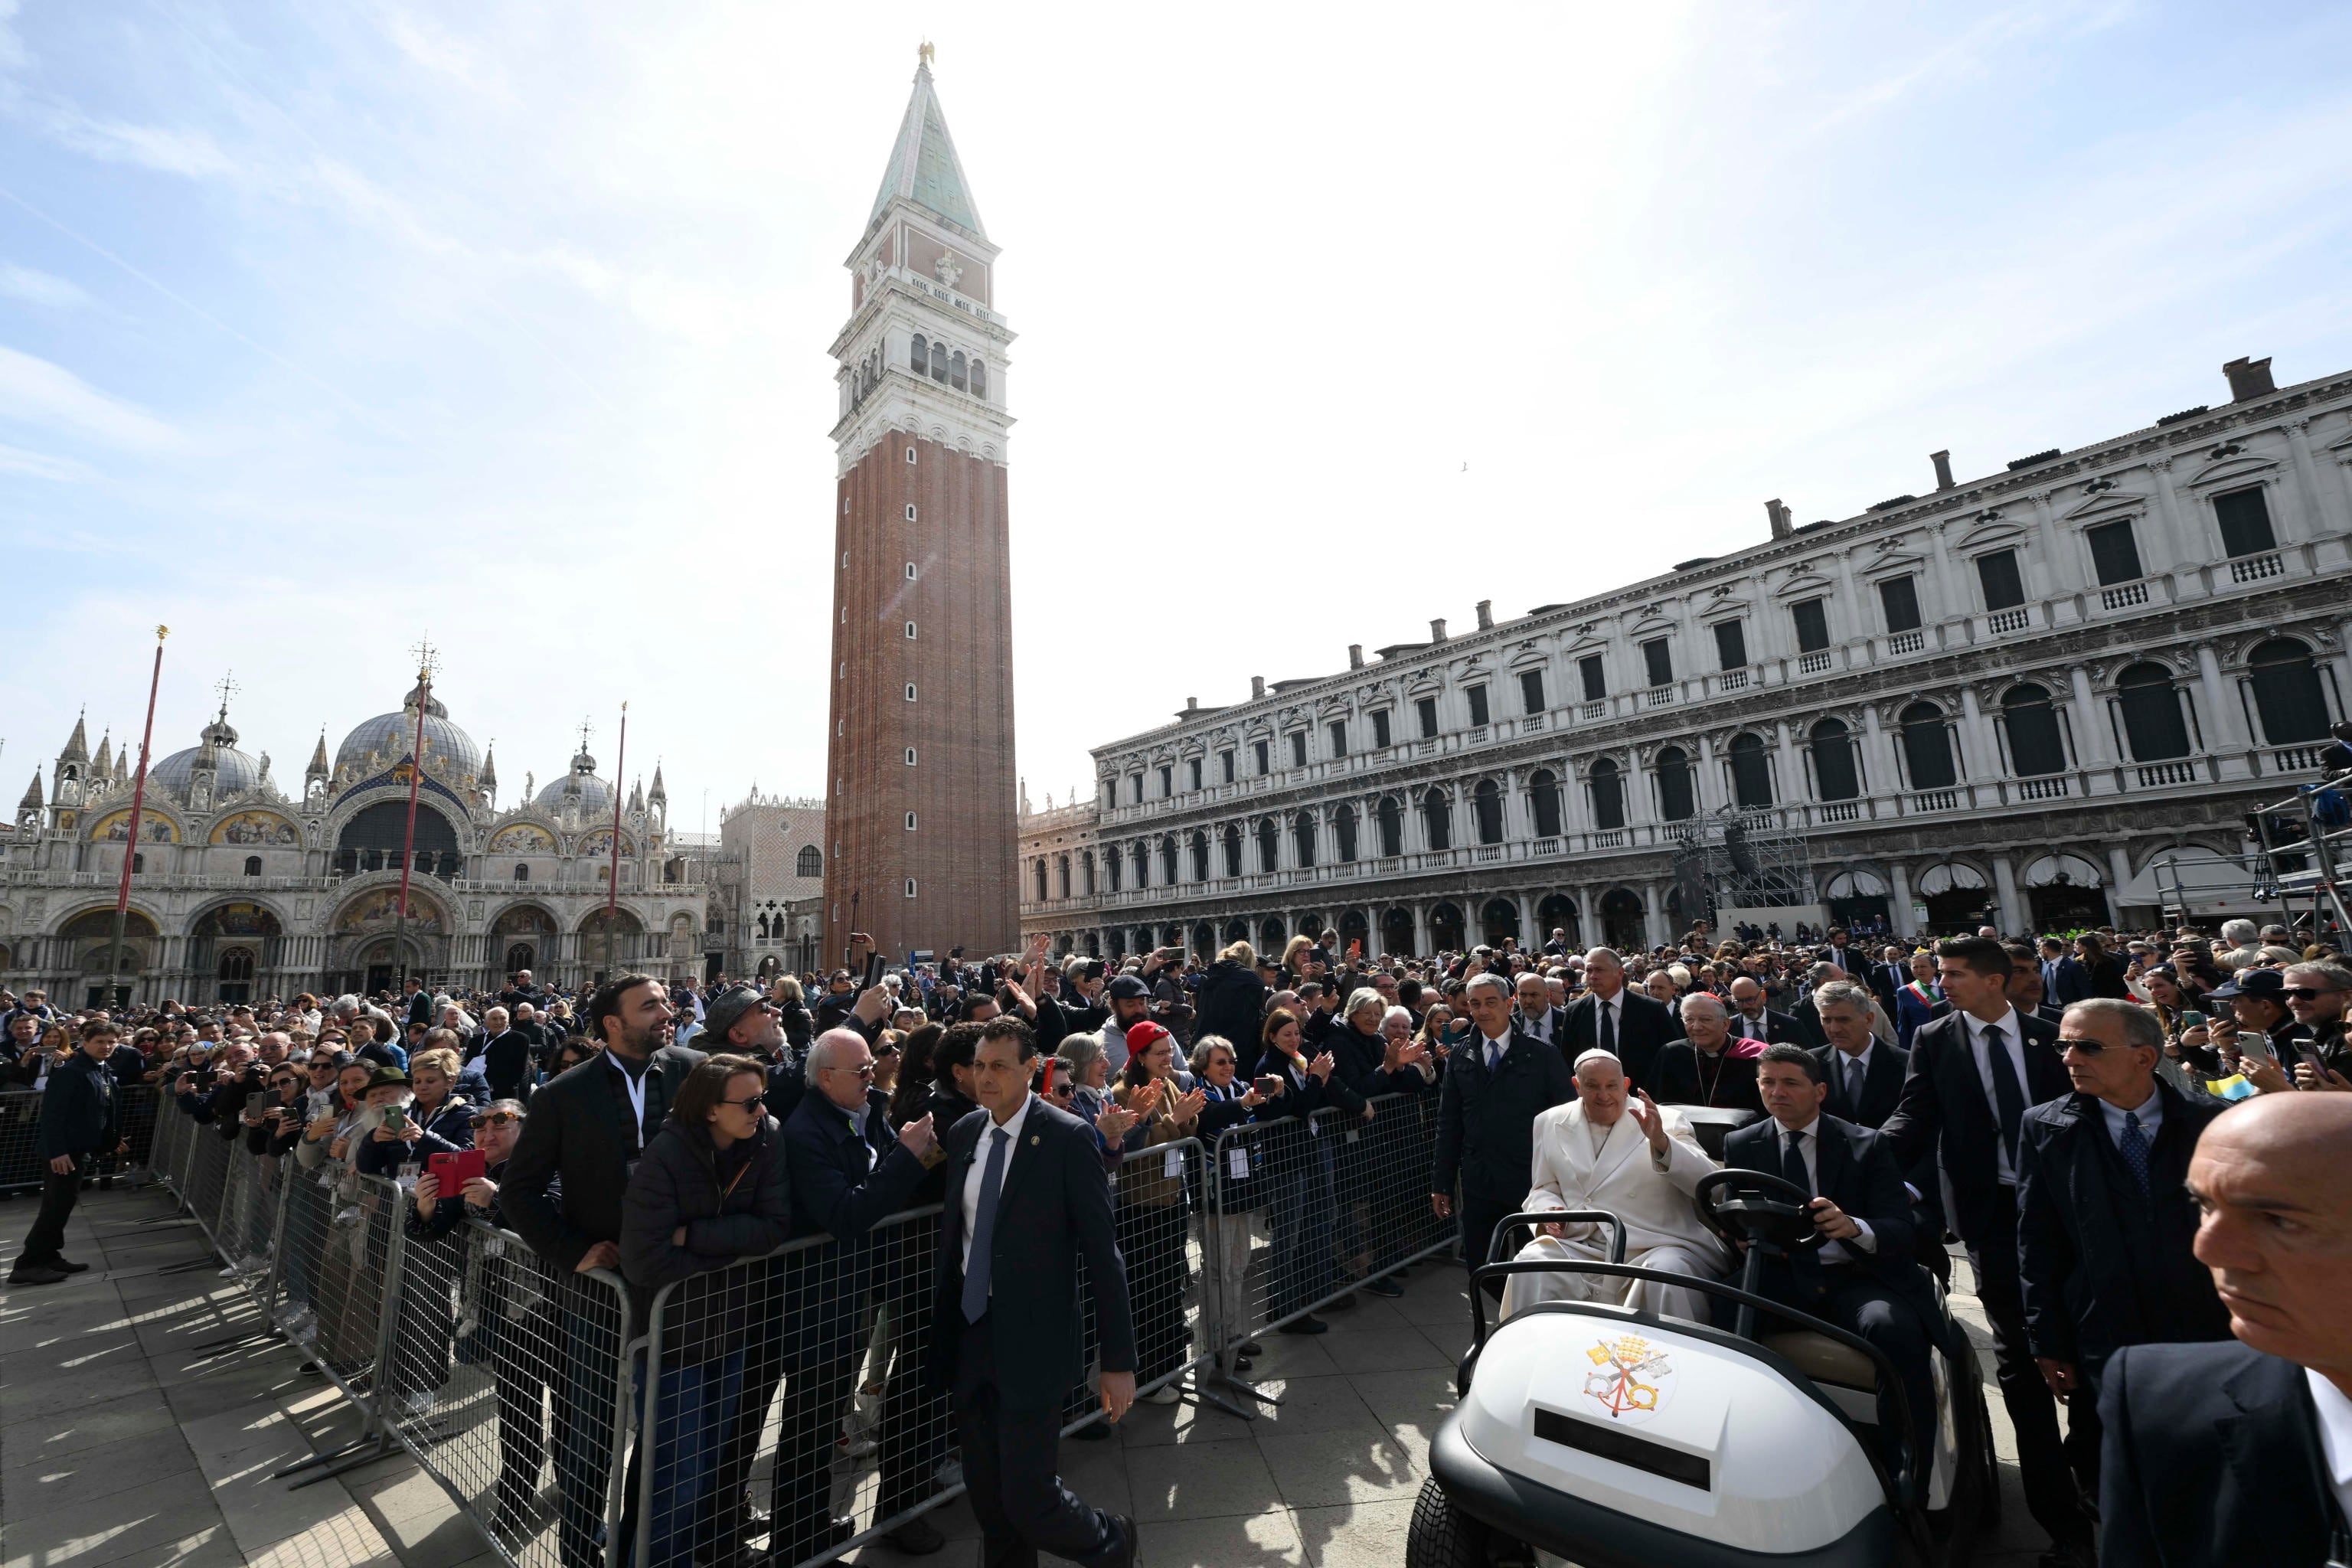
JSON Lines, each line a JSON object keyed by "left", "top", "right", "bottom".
{"left": 0, "top": 1088, "right": 48, "bottom": 1197}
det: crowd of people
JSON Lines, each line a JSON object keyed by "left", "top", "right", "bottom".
{"left": 6, "top": 908, "right": 2349, "bottom": 1567}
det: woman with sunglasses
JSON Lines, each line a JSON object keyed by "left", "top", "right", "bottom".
{"left": 408, "top": 1099, "right": 552, "bottom": 1537}
{"left": 622, "top": 1054, "right": 792, "bottom": 1568}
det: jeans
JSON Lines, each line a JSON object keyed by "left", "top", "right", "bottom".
{"left": 645, "top": 1348, "right": 746, "bottom": 1568}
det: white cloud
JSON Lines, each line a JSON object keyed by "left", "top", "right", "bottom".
{"left": 0, "top": 344, "right": 185, "bottom": 451}
{"left": 0, "top": 260, "right": 88, "bottom": 308}
{"left": 41, "top": 109, "right": 238, "bottom": 178}
{"left": 0, "top": 439, "right": 84, "bottom": 479}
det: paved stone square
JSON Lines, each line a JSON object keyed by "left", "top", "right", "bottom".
{"left": 2, "top": 1185, "right": 2068, "bottom": 1566}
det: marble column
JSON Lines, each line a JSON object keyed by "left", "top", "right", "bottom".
{"left": 2067, "top": 667, "right": 2115, "bottom": 766}
{"left": 1412, "top": 903, "right": 1430, "bottom": 958}
{"left": 1991, "top": 855, "right": 2026, "bottom": 936}
{"left": 1955, "top": 686, "right": 1999, "bottom": 783}
{"left": 2195, "top": 642, "right": 2249, "bottom": 752}
{"left": 1888, "top": 864, "right": 1917, "bottom": 939}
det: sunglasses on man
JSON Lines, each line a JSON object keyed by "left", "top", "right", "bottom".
{"left": 2284, "top": 987, "right": 2344, "bottom": 1001}
{"left": 469, "top": 1111, "right": 524, "bottom": 1131}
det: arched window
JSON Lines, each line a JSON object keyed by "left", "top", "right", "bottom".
{"left": 1246, "top": 817, "right": 1272, "bottom": 873}
{"left": 1221, "top": 824, "right": 1243, "bottom": 877}
{"left": 1377, "top": 795, "right": 1403, "bottom": 857}
{"left": 1190, "top": 831, "right": 1209, "bottom": 881}
{"left": 514, "top": 862, "right": 531, "bottom": 882}
{"left": 970, "top": 358, "right": 987, "bottom": 399}
{"left": 243, "top": 855, "right": 262, "bottom": 877}
{"left": 1333, "top": 803, "right": 1360, "bottom": 862}
{"left": 1159, "top": 836, "right": 1178, "bottom": 883}
{"left": 1057, "top": 854, "right": 1072, "bottom": 899}
{"left": 1130, "top": 842, "right": 1148, "bottom": 887}
{"left": 2249, "top": 639, "right": 2332, "bottom": 743}
{"left": 1293, "top": 811, "right": 1318, "bottom": 867}
{"left": 1728, "top": 733, "right": 1773, "bottom": 807}
{"left": 910, "top": 333, "right": 927, "bottom": 372}
{"left": 930, "top": 340, "right": 949, "bottom": 381}
{"left": 1589, "top": 760, "right": 1625, "bottom": 830}
{"left": 2001, "top": 685, "right": 2066, "bottom": 776}
{"left": 1082, "top": 849, "right": 1097, "bottom": 894}
{"left": 1034, "top": 858, "right": 1048, "bottom": 903}
{"left": 1900, "top": 701, "right": 1958, "bottom": 789}
{"left": 795, "top": 844, "right": 822, "bottom": 877}
{"left": 1473, "top": 780, "right": 1504, "bottom": 844}
{"left": 951, "top": 350, "right": 967, "bottom": 391}
{"left": 1422, "top": 786, "right": 1453, "bottom": 851}
{"left": 1809, "top": 719, "right": 1860, "bottom": 800}
{"left": 1529, "top": 769, "right": 1563, "bottom": 837}
{"left": 2118, "top": 663, "right": 2192, "bottom": 760}
{"left": 1654, "top": 748, "right": 1695, "bottom": 821}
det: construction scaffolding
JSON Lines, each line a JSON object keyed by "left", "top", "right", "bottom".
{"left": 2239, "top": 765, "right": 2352, "bottom": 946}
{"left": 1674, "top": 807, "right": 1819, "bottom": 925}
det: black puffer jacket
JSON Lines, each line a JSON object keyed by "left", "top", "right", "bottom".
{"left": 620, "top": 1116, "right": 792, "bottom": 1365}
{"left": 1193, "top": 960, "right": 1267, "bottom": 1052}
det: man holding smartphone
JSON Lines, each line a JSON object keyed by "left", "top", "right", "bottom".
{"left": 2210, "top": 969, "right": 2310, "bottom": 1091}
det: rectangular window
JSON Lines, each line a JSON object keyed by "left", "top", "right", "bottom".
{"left": 1519, "top": 670, "right": 1545, "bottom": 714}
{"left": 1327, "top": 720, "right": 1347, "bottom": 757}
{"left": 1253, "top": 740, "right": 1270, "bottom": 775}
{"left": 1130, "top": 775, "right": 1143, "bottom": 803}
{"left": 2086, "top": 521, "right": 2143, "bottom": 586}
{"left": 1371, "top": 709, "right": 1392, "bottom": 748}
{"left": 1791, "top": 599, "right": 1830, "bottom": 654}
{"left": 1579, "top": 655, "right": 1606, "bottom": 701}
{"left": 1220, "top": 750, "right": 1235, "bottom": 784}
{"left": 2213, "top": 486, "right": 2277, "bottom": 558}
{"left": 1158, "top": 765, "right": 1173, "bottom": 797}
{"left": 1288, "top": 730, "right": 1308, "bottom": 768}
{"left": 1187, "top": 758, "right": 1202, "bottom": 790}
{"left": 1642, "top": 638, "right": 1673, "bottom": 688}
{"left": 1416, "top": 697, "right": 1439, "bottom": 739}
{"left": 1711, "top": 620, "right": 1747, "bottom": 671}
{"left": 1466, "top": 684, "right": 1490, "bottom": 727}
{"left": 1976, "top": 549, "right": 2026, "bottom": 611}
{"left": 1102, "top": 781, "right": 1115, "bottom": 808}
{"left": 904, "top": 878, "right": 918, "bottom": 897}
{"left": 1877, "top": 575, "right": 1922, "bottom": 633}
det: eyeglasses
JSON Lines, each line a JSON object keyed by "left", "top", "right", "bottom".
{"left": 720, "top": 1093, "right": 766, "bottom": 1112}
{"left": 469, "top": 1112, "right": 523, "bottom": 1130}
{"left": 832, "top": 1063, "right": 877, "bottom": 1077}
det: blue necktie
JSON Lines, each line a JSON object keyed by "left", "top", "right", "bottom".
{"left": 2118, "top": 1111, "right": 2151, "bottom": 1196}
{"left": 1984, "top": 1022, "right": 2027, "bottom": 1172}
{"left": 961, "top": 1125, "right": 1010, "bottom": 1324}
{"left": 1486, "top": 1037, "right": 1503, "bottom": 1072}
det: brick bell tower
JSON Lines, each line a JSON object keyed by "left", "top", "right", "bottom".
{"left": 823, "top": 47, "right": 1018, "bottom": 966}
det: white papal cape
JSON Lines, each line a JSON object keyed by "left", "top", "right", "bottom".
{"left": 1500, "top": 1098, "right": 1730, "bottom": 1323}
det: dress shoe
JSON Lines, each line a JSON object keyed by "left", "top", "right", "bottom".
{"left": 1236, "top": 1339, "right": 1263, "bottom": 1354}
{"left": 52, "top": 1257, "right": 90, "bottom": 1273}
{"left": 1277, "top": 1315, "right": 1328, "bottom": 1335}
{"left": 7, "top": 1264, "right": 68, "bottom": 1285}
{"left": 888, "top": 1517, "right": 945, "bottom": 1555}
{"left": 1102, "top": 1512, "right": 1138, "bottom": 1568}
{"left": 1361, "top": 1276, "right": 1403, "bottom": 1298}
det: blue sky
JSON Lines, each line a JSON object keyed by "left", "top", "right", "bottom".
{"left": 3, "top": 2, "right": 2351, "bottom": 820}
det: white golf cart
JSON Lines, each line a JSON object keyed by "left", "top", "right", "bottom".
{"left": 1408, "top": 1143, "right": 1999, "bottom": 1568}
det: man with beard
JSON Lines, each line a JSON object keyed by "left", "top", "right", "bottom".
{"left": 501, "top": 975, "right": 702, "bottom": 1568}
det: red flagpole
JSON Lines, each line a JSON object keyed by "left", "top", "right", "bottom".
{"left": 394, "top": 663, "right": 431, "bottom": 995}
{"left": 603, "top": 703, "right": 627, "bottom": 978}
{"left": 103, "top": 626, "right": 168, "bottom": 1011}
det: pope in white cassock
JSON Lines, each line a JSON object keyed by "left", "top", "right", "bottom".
{"left": 1501, "top": 1047, "right": 1730, "bottom": 1321}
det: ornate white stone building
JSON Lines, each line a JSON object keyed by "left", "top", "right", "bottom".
{"left": 2, "top": 678, "right": 714, "bottom": 1006}
{"left": 717, "top": 790, "right": 828, "bottom": 979}
{"left": 1026, "top": 355, "right": 2352, "bottom": 958}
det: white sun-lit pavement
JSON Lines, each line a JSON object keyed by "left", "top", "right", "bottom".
{"left": 2, "top": 1185, "right": 2063, "bottom": 1567}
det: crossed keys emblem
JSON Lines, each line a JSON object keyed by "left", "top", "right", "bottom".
{"left": 1584, "top": 1334, "right": 1673, "bottom": 1419}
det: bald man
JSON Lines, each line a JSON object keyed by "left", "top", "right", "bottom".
{"left": 2098, "top": 1093, "right": 2352, "bottom": 1565}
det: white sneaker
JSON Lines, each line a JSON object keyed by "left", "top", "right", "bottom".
{"left": 1144, "top": 1384, "right": 1181, "bottom": 1406}
{"left": 401, "top": 1390, "right": 436, "bottom": 1419}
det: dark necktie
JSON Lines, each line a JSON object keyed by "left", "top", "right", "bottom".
{"left": 1984, "top": 1021, "right": 2027, "bottom": 1173}
{"left": 1599, "top": 998, "right": 1616, "bottom": 1054}
{"left": 961, "top": 1125, "right": 1010, "bottom": 1323}
{"left": 2118, "top": 1111, "right": 2151, "bottom": 1195}
{"left": 1846, "top": 1056, "right": 1867, "bottom": 1115}
{"left": 1485, "top": 1036, "right": 1504, "bottom": 1072}
{"left": 1782, "top": 1129, "right": 1812, "bottom": 1196}
{"left": 1782, "top": 1129, "right": 1825, "bottom": 1297}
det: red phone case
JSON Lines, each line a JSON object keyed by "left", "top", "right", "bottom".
{"left": 428, "top": 1149, "right": 486, "bottom": 1188}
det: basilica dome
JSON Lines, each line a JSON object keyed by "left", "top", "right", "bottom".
{"left": 150, "top": 711, "right": 266, "bottom": 801}
{"left": 333, "top": 681, "right": 485, "bottom": 786}
{"left": 534, "top": 745, "right": 616, "bottom": 816}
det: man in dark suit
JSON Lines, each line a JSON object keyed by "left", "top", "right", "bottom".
{"left": 1434, "top": 972, "right": 1574, "bottom": 1295}
{"left": 2017, "top": 998, "right": 2233, "bottom": 1500}
{"left": 1558, "top": 946, "right": 1683, "bottom": 1089}
{"left": 928, "top": 1015, "right": 1136, "bottom": 1568}
{"left": 1870, "top": 945, "right": 1906, "bottom": 1019}
{"left": 500, "top": 974, "right": 703, "bottom": 1568}
{"left": 770, "top": 1029, "right": 942, "bottom": 1556}
{"left": 2099, "top": 1092, "right": 2352, "bottom": 1566}
{"left": 1509, "top": 972, "right": 1570, "bottom": 1055}
{"left": 1729, "top": 975, "right": 1822, "bottom": 1049}
{"left": 2039, "top": 937, "right": 2091, "bottom": 1008}
{"left": 1727, "top": 1044, "right": 1940, "bottom": 1469}
{"left": 2004, "top": 942, "right": 2069, "bottom": 1027}
{"left": 1821, "top": 929, "right": 1866, "bottom": 983}
{"left": 1880, "top": 936, "right": 2089, "bottom": 1564}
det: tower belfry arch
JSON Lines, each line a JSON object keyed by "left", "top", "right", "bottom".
{"left": 822, "top": 47, "right": 1019, "bottom": 963}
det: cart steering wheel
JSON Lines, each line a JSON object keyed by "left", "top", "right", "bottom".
{"left": 1694, "top": 1167, "right": 1821, "bottom": 1255}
